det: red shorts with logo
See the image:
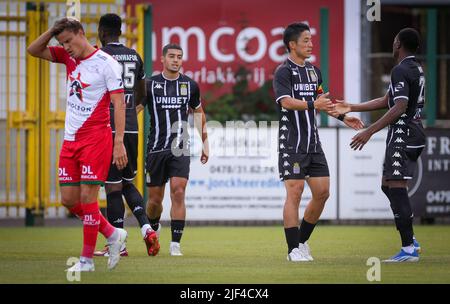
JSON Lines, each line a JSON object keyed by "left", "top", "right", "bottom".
{"left": 58, "top": 130, "right": 113, "bottom": 185}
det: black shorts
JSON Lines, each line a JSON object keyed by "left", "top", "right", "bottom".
{"left": 278, "top": 151, "right": 329, "bottom": 181}
{"left": 383, "top": 145, "right": 423, "bottom": 180}
{"left": 106, "top": 133, "right": 138, "bottom": 184}
{"left": 383, "top": 122, "right": 425, "bottom": 180}
{"left": 146, "top": 150, "right": 190, "bottom": 187}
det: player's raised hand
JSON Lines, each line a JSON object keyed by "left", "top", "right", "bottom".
{"left": 313, "top": 92, "right": 334, "bottom": 111}
{"left": 343, "top": 116, "right": 365, "bottom": 130}
{"left": 350, "top": 129, "right": 372, "bottom": 151}
{"left": 113, "top": 141, "right": 128, "bottom": 170}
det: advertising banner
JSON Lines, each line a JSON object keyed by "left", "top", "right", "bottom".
{"left": 159, "top": 126, "right": 338, "bottom": 220}
{"left": 128, "top": 0, "right": 345, "bottom": 100}
{"left": 409, "top": 129, "right": 450, "bottom": 217}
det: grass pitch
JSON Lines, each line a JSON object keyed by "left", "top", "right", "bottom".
{"left": 0, "top": 225, "right": 449, "bottom": 284}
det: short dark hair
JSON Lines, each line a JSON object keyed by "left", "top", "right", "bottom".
{"left": 98, "top": 13, "right": 122, "bottom": 37}
{"left": 52, "top": 17, "right": 84, "bottom": 36}
{"left": 162, "top": 43, "right": 183, "bottom": 56}
{"left": 283, "top": 22, "right": 310, "bottom": 52}
{"left": 397, "top": 28, "right": 420, "bottom": 53}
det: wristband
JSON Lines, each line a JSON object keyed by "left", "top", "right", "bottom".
{"left": 307, "top": 100, "right": 315, "bottom": 110}
{"left": 337, "top": 114, "right": 346, "bottom": 121}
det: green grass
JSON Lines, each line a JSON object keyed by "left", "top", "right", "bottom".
{"left": 0, "top": 225, "right": 449, "bottom": 284}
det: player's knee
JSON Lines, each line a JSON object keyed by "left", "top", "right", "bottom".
{"left": 148, "top": 196, "right": 163, "bottom": 206}
{"left": 171, "top": 186, "right": 185, "bottom": 200}
{"left": 285, "top": 185, "right": 304, "bottom": 202}
{"left": 314, "top": 189, "right": 329, "bottom": 202}
{"left": 105, "top": 183, "right": 123, "bottom": 194}
{"left": 79, "top": 191, "right": 97, "bottom": 204}
{"left": 286, "top": 192, "right": 302, "bottom": 204}
{"left": 122, "top": 181, "right": 135, "bottom": 192}
{"left": 381, "top": 185, "right": 390, "bottom": 197}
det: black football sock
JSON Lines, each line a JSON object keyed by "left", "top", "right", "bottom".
{"left": 106, "top": 191, "right": 125, "bottom": 229}
{"left": 149, "top": 216, "right": 161, "bottom": 231}
{"left": 298, "top": 219, "right": 316, "bottom": 244}
{"left": 171, "top": 220, "right": 185, "bottom": 243}
{"left": 122, "top": 183, "right": 149, "bottom": 228}
{"left": 284, "top": 227, "right": 300, "bottom": 254}
{"left": 389, "top": 187, "right": 414, "bottom": 247}
{"left": 382, "top": 185, "right": 401, "bottom": 231}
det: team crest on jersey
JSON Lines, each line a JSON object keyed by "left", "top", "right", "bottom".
{"left": 69, "top": 72, "right": 90, "bottom": 102}
{"left": 308, "top": 69, "right": 317, "bottom": 82}
{"left": 180, "top": 83, "right": 188, "bottom": 96}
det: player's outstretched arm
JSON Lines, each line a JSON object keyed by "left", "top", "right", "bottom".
{"left": 280, "top": 92, "right": 335, "bottom": 112}
{"left": 27, "top": 28, "right": 54, "bottom": 61}
{"left": 332, "top": 92, "right": 389, "bottom": 115}
{"left": 192, "top": 106, "right": 209, "bottom": 164}
{"left": 325, "top": 110, "right": 365, "bottom": 130}
{"left": 111, "top": 92, "right": 128, "bottom": 169}
{"left": 350, "top": 99, "right": 407, "bottom": 151}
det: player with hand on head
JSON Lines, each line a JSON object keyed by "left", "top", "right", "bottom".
{"left": 27, "top": 17, "right": 128, "bottom": 271}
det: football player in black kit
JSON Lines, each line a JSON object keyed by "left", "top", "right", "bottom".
{"left": 273, "top": 22, "right": 364, "bottom": 262}
{"left": 94, "top": 13, "right": 158, "bottom": 257}
{"left": 334, "top": 28, "right": 425, "bottom": 262}
{"left": 143, "top": 44, "right": 209, "bottom": 256}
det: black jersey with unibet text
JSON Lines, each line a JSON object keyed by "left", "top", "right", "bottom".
{"left": 386, "top": 56, "right": 426, "bottom": 148}
{"left": 273, "top": 58, "right": 324, "bottom": 154}
{"left": 101, "top": 42, "right": 146, "bottom": 132}
{"left": 145, "top": 73, "right": 201, "bottom": 153}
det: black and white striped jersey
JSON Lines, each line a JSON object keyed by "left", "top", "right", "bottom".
{"left": 101, "top": 42, "right": 146, "bottom": 133}
{"left": 273, "top": 58, "right": 324, "bottom": 154}
{"left": 144, "top": 73, "right": 201, "bottom": 153}
{"left": 386, "top": 56, "right": 426, "bottom": 148}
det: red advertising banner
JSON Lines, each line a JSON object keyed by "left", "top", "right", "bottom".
{"left": 127, "top": 0, "right": 344, "bottom": 102}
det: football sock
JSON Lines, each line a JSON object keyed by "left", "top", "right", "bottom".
{"left": 149, "top": 216, "right": 161, "bottom": 232}
{"left": 171, "top": 220, "right": 185, "bottom": 243}
{"left": 122, "top": 183, "right": 149, "bottom": 228}
{"left": 299, "top": 219, "right": 316, "bottom": 244}
{"left": 68, "top": 202, "right": 83, "bottom": 219}
{"left": 389, "top": 187, "right": 414, "bottom": 247}
{"left": 99, "top": 212, "right": 116, "bottom": 239}
{"left": 381, "top": 185, "right": 401, "bottom": 231}
{"left": 284, "top": 227, "right": 300, "bottom": 253}
{"left": 81, "top": 202, "right": 101, "bottom": 259}
{"left": 68, "top": 202, "right": 115, "bottom": 239}
{"left": 106, "top": 191, "right": 125, "bottom": 229}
